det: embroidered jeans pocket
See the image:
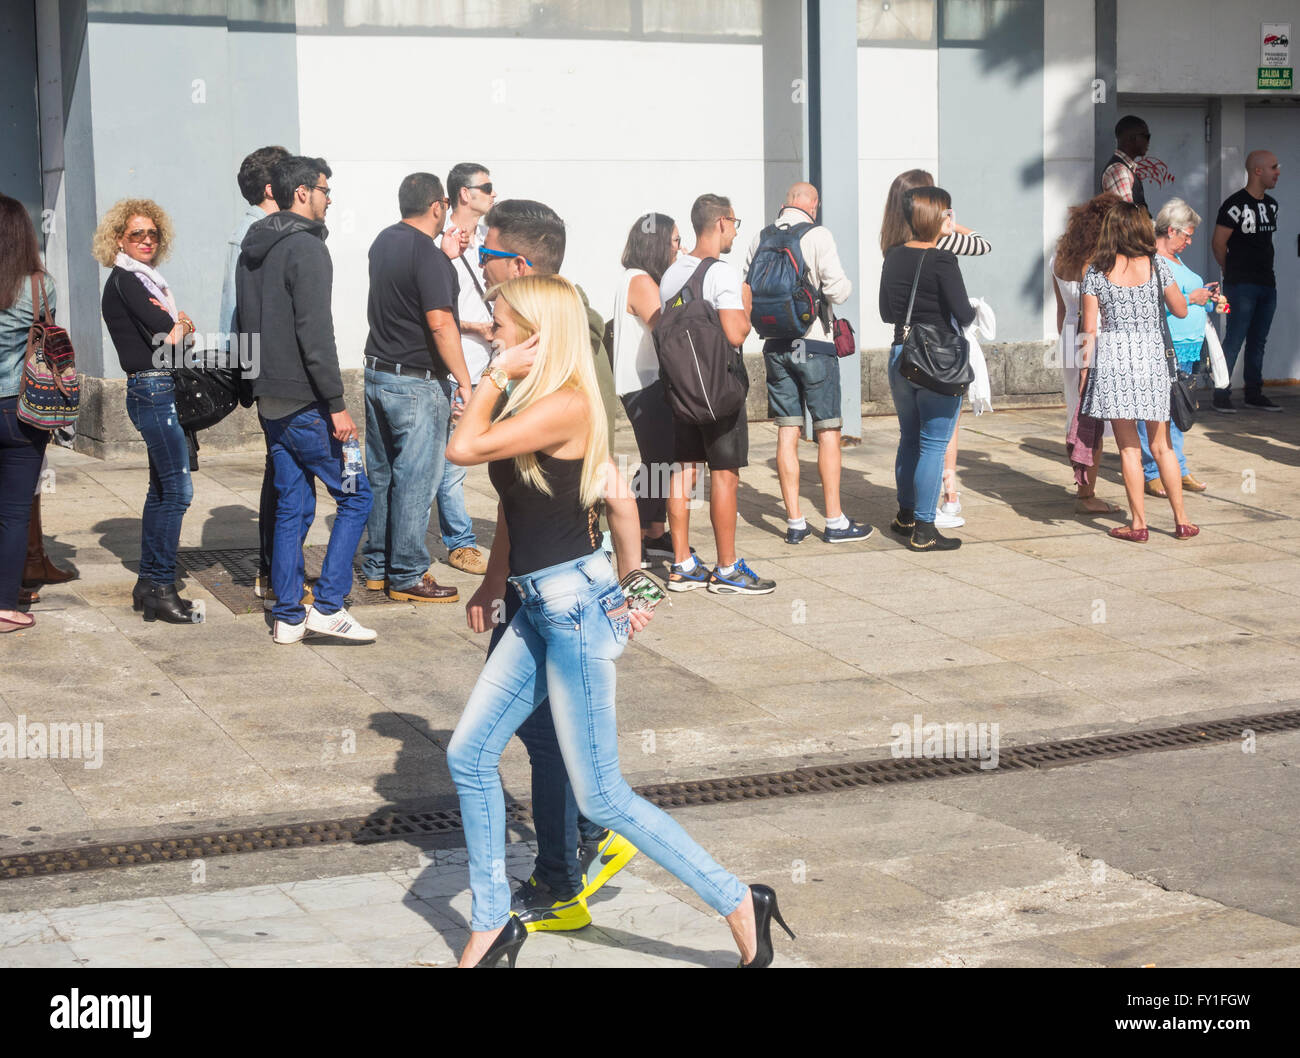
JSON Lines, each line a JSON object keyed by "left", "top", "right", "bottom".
{"left": 599, "top": 590, "right": 631, "bottom": 645}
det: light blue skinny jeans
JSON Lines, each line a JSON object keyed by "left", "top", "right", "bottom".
{"left": 446, "top": 550, "right": 749, "bottom": 931}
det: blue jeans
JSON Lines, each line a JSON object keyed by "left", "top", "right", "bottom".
{"left": 125, "top": 375, "right": 193, "bottom": 584}
{"left": 887, "top": 345, "right": 962, "bottom": 523}
{"left": 361, "top": 368, "right": 449, "bottom": 589}
{"left": 436, "top": 379, "right": 476, "bottom": 552}
{"left": 262, "top": 402, "right": 373, "bottom": 624}
{"left": 258, "top": 434, "right": 315, "bottom": 577}
{"left": 489, "top": 588, "right": 603, "bottom": 896}
{"left": 447, "top": 552, "right": 748, "bottom": 931}
{"left": 1219, "top": 283, "right": 1277, "bottom": 396}
{"left": 1136, "top": 420, "right": 1188, "bottom": 481}
{"left": 0, "top": 396, "right": 48, "bottom": 609}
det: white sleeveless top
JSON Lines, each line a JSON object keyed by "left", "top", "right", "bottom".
{"left": 1050, "top": 253, "right": 1081, "bottom": 370}
{"left": 612, "top": 268, "right": 658, "bottom": 396}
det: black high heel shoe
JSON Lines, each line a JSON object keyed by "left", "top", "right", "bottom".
{"left": 140, "top": 582, "right": 200, "bottom": 624}
{"left": 133, "top": 578, "right": 193, "bottom": 613}
{"left": 473, "top": 914, "right": 527, "bottom": 968}
{"left": 739, "top": 884, "right": 795, "bottom": 969}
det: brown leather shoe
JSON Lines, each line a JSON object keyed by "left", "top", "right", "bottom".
{"left": 1144, "top": 479, "right": 1167, "bottom": 499}
{"left": 387, "top": 574, "right": 459, "bottom": 603}
{"left": 1181, "top": 474, "right": 1207, "bottom": 493}
{"left": 448, "top": 546, "right": 489, "bottom": 576}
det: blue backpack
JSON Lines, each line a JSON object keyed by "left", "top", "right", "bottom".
{"left": 747, "top": 222, "right": 821, "bottom": 340}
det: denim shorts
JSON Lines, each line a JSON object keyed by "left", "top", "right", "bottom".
{"left": 763, "top": 338, "right": 842, "bottom": 430}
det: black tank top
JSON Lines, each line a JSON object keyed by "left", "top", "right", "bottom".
{"left": 488, "top": 453, "right": 601, "bottom": 577}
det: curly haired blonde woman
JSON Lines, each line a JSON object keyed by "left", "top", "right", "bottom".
{"left": 445, "top": 274, "right": 791, "bottom": 968}
{"left": 95, "top": 199, "right": 198, "bottom": 623}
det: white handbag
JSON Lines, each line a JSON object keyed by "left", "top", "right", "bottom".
{"left": 1204, "top": 320, "right": 1230, "bottom": 390}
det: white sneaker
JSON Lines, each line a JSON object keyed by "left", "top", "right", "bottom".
{"left": 304, "top": 605, "right": 377, "bottom": 643}
{"left": 935, "top": 497, "right": 965, "bottom": 530}
{"left": 272, "top": 618, "right": 306, "bottom": 645}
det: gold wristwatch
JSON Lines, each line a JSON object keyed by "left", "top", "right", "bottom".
{"left": 487, "top": 367, "right": 509, "bottom": 393}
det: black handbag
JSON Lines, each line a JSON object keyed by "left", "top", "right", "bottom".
{"left": 898, "top": 250, "right": 972, "bottom": 397}
{"left": 172, "top": 341, "right": 240, "bottom": 432}
{"left": 1154, "top": 259, "right": 1196, "bottom": 432}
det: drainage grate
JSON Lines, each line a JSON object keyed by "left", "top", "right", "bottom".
{"left": 176, "top": 546, "right": 394, "bottom": 615}
{"left": 4, "top": 709, "right": 1297, "bottom": 881}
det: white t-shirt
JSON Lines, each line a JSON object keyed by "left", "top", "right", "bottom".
{"left": 440, "top": 218, "right": 493, "bottom": 383}
{"left": 612, "top": 268, "right": 659, "bottom": 396}
{"left": 659, "top": 254, "right": 745, "bottom": 313}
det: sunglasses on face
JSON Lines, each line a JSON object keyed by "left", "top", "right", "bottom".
{"left": 125, "top": 229, "right": 160, "bottom": 244}
{"left": 479, "top": 246, "right": 532, "bottom": 268}
{"left": 467, "top": 182, "right": 494, "bottom": 195}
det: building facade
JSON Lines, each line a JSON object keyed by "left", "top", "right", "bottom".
{"left": 3, "top": 0, "right": 1296, "bottom": 456}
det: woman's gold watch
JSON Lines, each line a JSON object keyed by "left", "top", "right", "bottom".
{"left": 487, "top": 367, "right": 510, "bottom": 393}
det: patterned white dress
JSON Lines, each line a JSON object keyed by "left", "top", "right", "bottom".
{"left": 1080, "top": 256, "right": 1174, "bottom": 422}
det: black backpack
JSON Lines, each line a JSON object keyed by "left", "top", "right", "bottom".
{"left": 747, "top": 221, "right": 821, "bottom": 340}
{"left": 653, "top": 260, "right": 748, "bottom": 425}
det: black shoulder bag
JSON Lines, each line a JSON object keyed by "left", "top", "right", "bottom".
{"left": 898, "top": 250, "right": 973, "bottom": 397}
{"left": 1153, "top": 256, "right": 1196, "bottom": 432}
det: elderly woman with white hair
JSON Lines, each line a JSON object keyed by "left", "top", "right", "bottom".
{"left": 1136, "top": 197, "right": 1217, "bottom": 497}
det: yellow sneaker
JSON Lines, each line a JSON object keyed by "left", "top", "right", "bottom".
{"left": 576, "top": 830, "right": 638, "bottom": 900}
{"left": 509, "top": 876, "right": 592, "bottom": 933}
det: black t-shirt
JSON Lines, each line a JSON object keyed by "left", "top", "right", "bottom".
{"left": 1215, "top": 190, "right": 1279, "bottom": 287}
{"left": 363, "top": 222, "right": 459, "bottom": 370}
{"left": 878, "top": 246, "right": 976, "bottom": 346}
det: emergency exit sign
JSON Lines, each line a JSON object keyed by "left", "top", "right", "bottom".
{"left": 1257, "top": 67, "right": 1293, "bottom": 89}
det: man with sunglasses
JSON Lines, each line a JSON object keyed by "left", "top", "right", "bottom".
{"left": 359, "top": 172, "right": 471, "bottom": 604}
{"left": 237, "top": 155, "right": 377, "bottom": 643}
{"left": 465, "top": 198, "right": 634, "bottom": 934}
{"left": 433, "top": 163, "right": 498, "bottom": 579}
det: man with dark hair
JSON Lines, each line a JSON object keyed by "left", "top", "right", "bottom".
{"left": 221, "top": 145, "right": 299, "bottom": 608}
{"left": 359, "top": 172, "right": 471, "bottom": 603}
{"left": 1101, "top": 115, "right": 1150, "bottom": 211}
{"left": 659, "top": 193, "right": 776, "bottom": 596}
{"left": 237, "top": 155, "right": 377, "bottom": 644}
{"left": 466, "top": 197, "right": 634, "bottom": 934}
{"left": 1211, "top": 149, "right": 1283, "bottom": 413}
{"left": 435, "top": 162, "right": 497, "bottom": 577}
{"left": 480, "top": 199, "right": 616, "bottom": 445}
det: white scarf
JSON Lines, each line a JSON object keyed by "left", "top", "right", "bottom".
{"left": 114, "top": 251, "right": 177, "bottom": 320}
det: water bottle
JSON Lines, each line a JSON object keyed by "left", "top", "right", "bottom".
{"left": 342, "top": 439, "right": 364, "bottom": 477}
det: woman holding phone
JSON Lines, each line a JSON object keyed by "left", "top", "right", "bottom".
{"left": 445, "top": 273, "right": 790, "bottom": 969}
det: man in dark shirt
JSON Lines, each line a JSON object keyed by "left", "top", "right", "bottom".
{"left": 360, "top": 173, "right": 473, "bottom": 603}
{"left": 1212, "top": 150, "right": 1282, "bottom": 413}
{"left": 236, "top": 155, "right": 376, "bottom": 644}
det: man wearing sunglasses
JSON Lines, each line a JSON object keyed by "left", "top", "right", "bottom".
{"left": 238, "top": 155, "right": 377, "bottom": 643}
{"left": 465, "top": 198, "right": 634, "bottom": 934}
{"left": 433, "top": 163, "right": 498, "bottom": 579}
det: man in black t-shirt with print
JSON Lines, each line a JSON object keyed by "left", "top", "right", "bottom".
{"left": 359, "top": 173, "right": 473, "bottom": 602}
{"left": 1212, "top": 150, "right": 1282, "bottom": 413}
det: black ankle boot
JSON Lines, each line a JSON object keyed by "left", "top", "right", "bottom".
{"left": 908, "top": 520, "right": 961, "bottom": 552}
{"left": 739, "top": 884, "right": 795, "bottom": 969}
{"left": 141, "top": 582, "right": 199, "bottom": 624}
{"left": 473, "top": 915, "right": 527, "bottom": 968}
{"left": 890, "top": 508, "right": 916, "bottom": 537}
{"left": 133, "top": 578, "right": 193, "bottom": 613}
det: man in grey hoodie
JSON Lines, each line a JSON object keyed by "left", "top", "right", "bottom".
{"left": 236, "top": 155, "right": 376, "bottom": 644}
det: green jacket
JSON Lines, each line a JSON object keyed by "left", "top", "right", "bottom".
{"left": 576, "top": 283, "right": 617, "bottom": 451}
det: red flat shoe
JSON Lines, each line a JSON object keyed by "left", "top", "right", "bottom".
{"left": 1175, "top": 524, "right": 1200, "bottom": 540}
{"left": 1108, "top": 525, "right": 1149, "bottom": 543}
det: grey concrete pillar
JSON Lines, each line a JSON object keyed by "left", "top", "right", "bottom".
{"left": 811, "top": 0, "right": 862, "bottom": 439}
{"left": 1094, "top": 0, "right": 1118, "bottom": 191}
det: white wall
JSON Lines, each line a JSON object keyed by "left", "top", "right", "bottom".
{"left": 1119, "top": 0, "right": 1300, "bottom": 95}
{"left": 856, "top": 45, "right": 938, "bottom": 349}
{"left": 1043, "top": 0, "right": 1095, "bottom": 340}
{"left": 296, "top": 34, "right": 767, "bottom": 365}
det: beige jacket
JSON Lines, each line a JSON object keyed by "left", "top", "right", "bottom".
{"left": 743, "top": 207, "right": 852, "bottom": 342}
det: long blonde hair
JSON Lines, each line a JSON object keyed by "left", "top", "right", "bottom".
{"left": 490, "top": 274, "right": 609, "bottom": 508}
